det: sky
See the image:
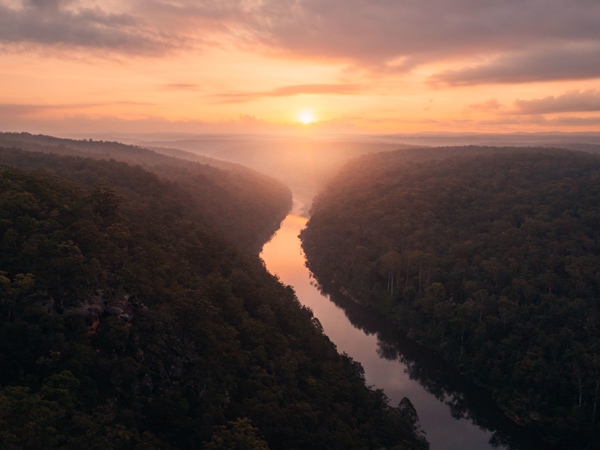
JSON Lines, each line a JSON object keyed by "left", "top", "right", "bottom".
{"left": 2, "top": 0, "right": 600, "bottom": 135}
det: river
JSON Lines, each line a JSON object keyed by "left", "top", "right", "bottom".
{"left": 261, "top": 214, "right": 554, "bottom": 450}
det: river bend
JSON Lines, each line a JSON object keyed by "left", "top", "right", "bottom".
{"left": 261, "top": 214, "right": 555, "bottom": 450}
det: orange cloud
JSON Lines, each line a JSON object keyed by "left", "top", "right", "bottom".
{"left": 514, "top": 90, "right": 600, "bottom": 115}
{"left": 467, "top": 99, "right": 504, "bottom": 112}
{"left": 3, "top": 0, "right": 600, "bottom": 83}
{"left": 213, "top": 83, "right": 363, "bottom": 104}
{"left": 430, "top": 46, "right": 600, "bottom": 86}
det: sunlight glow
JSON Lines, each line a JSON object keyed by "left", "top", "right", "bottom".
{"left": 299, "top": 110, "right": 315, "bottom": 124}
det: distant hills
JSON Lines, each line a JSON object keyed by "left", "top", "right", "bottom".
{"left": 109, "top": 131, "right": 600, "bottom": 214}
{"left": 31, "top": 131, "right": 600, "bottom": 216}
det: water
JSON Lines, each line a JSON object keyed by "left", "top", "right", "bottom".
{"left": 261, "top": 214, "right": 553, "bottom": 450}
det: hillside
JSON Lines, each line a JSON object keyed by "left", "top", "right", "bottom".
{"left": 301, "top": 146, "right": 600, "bottom": 448}
{"left": 0, "top": 149, "right": 428, "bottom": 449}
{"left": 127, "top": 136, "right": 415, "bottom": 214}
{"left": 0, "top": 133, "right": 292, "bottom": 252}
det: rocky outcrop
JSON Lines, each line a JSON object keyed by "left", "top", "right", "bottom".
{"left": 63, "top": 292, "right": 145, "bottom": 331}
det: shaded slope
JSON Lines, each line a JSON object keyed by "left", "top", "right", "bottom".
{"left": 0, "top": 133, "right": 292, "bottom": 252}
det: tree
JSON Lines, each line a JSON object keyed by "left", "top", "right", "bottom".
{"left": 205, "top": 418, "right": 270, "bottom": 450}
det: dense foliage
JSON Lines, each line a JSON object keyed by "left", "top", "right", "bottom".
{"left": 301, "top": 147, "right": 600, "bottom": 448}
{"left": 0, "top": 133, "right": 292, "bottom": 253}
{"left": 0, "top": 148, "right": 428, "bottom": 449}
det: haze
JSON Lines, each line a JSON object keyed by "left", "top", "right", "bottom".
{"left": 4, "top": 3, "right": 600, "bottom": 448}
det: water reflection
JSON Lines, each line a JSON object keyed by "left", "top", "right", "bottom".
{"left": 261, "top": 215, "right": 557, "bottom": 450}
{"left": 319, "top": 283, "right": 557, "bottom": 450}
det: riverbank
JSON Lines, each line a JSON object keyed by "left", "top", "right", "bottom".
{"left": 262, "top": 214, "right": 556, "bottom": 450}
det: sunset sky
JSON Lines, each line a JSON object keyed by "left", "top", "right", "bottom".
{"left": 2, "top": 0, "right": 600, "bottom": 135}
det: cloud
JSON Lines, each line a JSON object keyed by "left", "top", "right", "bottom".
{"left": 214, "top": 83, "right": 362, "bottom": 103}
{"left": 236, "top": 114, "right": 269, "bottom": 125}
{"left": 0, "top": 102, "right": 91, "bottom": 117}
{"left": 0, "top": 0, "right": 174, "bottom": 55}
{"left": 26, "top": 0, "right": 70, "bottom": 10}
{"left": 470, "top": 113, "right": 600, "bottom": 129}
{"left": 269, "top": 84, "right": 361, "bottom": 96}
{"left": 546, "top": 116, "right": 600, "bottom": 126}
{"left": 514, "top": 90, "right": 600, "bottom": 115}
{"left": 239, "top": 0, "right": 600, "bottom": 80}
{"left": 0, "top": 101, "right": 150, "bottom": 118}
{"left": 468, "top": 99, "right": 504, "bottom": 111}
{"left": 431, "top": 46, "right": 600, "bottom": 85}
{"left": 0, "top": 110, "right": 304, "bottom": 136}
{"left": 2, "top": 0, "right": 600, "bottom": 85}
{"left": 161, "top": 83, "right": 201, "bottom": 91}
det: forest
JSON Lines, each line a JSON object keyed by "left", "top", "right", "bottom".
{"left": 0, "top": 132, "right": 293, "bottom": 253}
{"left": 0, "top": 142, "right": 428, "bottom": 449}
{"left": 301, "top": 146, "right": 600, "bottom": 448}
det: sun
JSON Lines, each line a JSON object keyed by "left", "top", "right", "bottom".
{"left": 299, "top": 110, "right": 315, "bottom": 124}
